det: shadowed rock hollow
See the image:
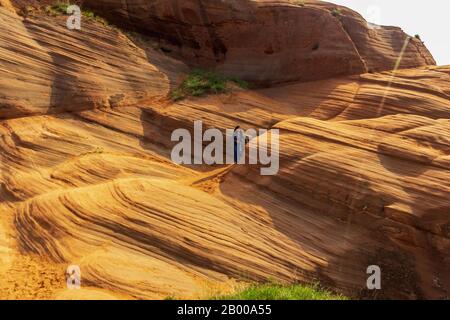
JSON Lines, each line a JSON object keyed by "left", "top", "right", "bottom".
{"left": 0, "top": 0, "right": 448, "bottom": 300}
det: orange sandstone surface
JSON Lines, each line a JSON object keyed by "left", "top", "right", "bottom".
{"left": 0, "top": 1, "right": 449, "bottom": 299}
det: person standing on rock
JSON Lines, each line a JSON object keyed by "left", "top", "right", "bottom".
{"left": 233, "top": 126, "right": 245, "bottom": 164}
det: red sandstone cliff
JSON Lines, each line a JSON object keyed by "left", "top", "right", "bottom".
{"left": 83, "top": 0, "right": 436, "bottom": 84}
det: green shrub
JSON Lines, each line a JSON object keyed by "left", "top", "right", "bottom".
{"left": 44, "top": 2, "right": 109, "bottom": 26}
{"left": 44, "top": 4, "right": 65, "bottom": 16}
{"left": 292, "top": 0, "right": 305, "bottom": 7}
{"left": 210, "top": 283, "right": 347, "bottom": 300}
{"left": 82, "top": 10, "right": 109, "bottom": 25}
{"left": 51, "top": 2, "right": 69, "bottom": 14}
{"left": 171, "top": 69, "right": 248, "bottom": 101}
{"left": 331, "top": 8, "right": 342, "bottom": 17}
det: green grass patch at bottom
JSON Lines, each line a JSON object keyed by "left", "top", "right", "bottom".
{"left": 210, "top": 283, "right": 347, "bottom": 300}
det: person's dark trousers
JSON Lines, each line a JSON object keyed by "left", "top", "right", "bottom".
{"left": 234, "top": 138, "right": 238, "bottom": 163}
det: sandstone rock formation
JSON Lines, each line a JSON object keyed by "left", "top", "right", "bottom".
{"left": 83, "top": 0, "right": 435, "bottom": 84}
{"left": 0, "top": 5, "right": 186, "bottom": 119}
{"left": 0, "top": 1, "right": 448, "bottom": 300}
{"left": 0, "top": 0, "right": 16, "bottom": 12}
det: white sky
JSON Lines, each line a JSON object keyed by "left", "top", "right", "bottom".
{"left": 327, "top": 0, "right": 449, "bottom": 65}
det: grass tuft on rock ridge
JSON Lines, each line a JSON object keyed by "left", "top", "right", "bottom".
{"left": 171, "top": 69, "right": 248, "bottom": 101}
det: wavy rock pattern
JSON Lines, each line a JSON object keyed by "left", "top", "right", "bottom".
{"left": 0, "top": 1, "right": 449, "bottom": 300}
{"left": 0, "top": 6, "right": 185, "bottom": 119}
